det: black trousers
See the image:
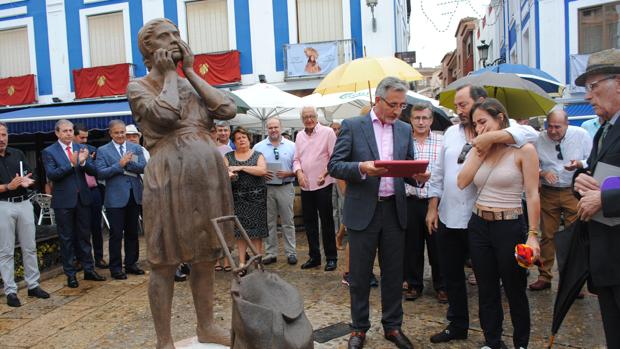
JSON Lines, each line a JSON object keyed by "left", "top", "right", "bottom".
{"left": 300, "top": 184, "right": 337, "bottom": 262}
{"left": 435, "top": 221, "right": 469, "bottom": 332}
{"left": 468, "top": 214, "right": 529, "bottom": 349}
{"left": 403, "top": 197, "right": 443, "bottom": 292}
{"left": 597, "top": 285, "right": 620, "bottom": 348}
{"left": 89, "top": 186, "right": 104, "bottom": 261}
{"left": 55, "top": 201, "right": 95, "bottom": 276}
{"left": 106, "top": 191, "right": 140, "bottom": 273}
{"left": 349, "top": 199, "right": 404, "bottom": 332}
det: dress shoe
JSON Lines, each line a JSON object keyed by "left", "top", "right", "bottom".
{"left": 262, "top": 256, "right": 277, "bottom": 265}
{"left": 300, "top": 259, "right": 320, "bottom": 269}
{"left": 174, "top": 267, "right": 187, "bottom": 282}
{"left": 528, "top": 279, "right": 551, "bottom": 291}
{"left": 430, "top": 326, "right": 467, "bottom": 343}
{"left": 6, "top": 293, "right": 21, "bottom": 307}
{"left": 125, "top": 265, "right": 145, "bottom": 275}
{"left": 28, "top": 286, "right": 50, "bottom": 299}
{"left": 67, "top": 275, "right": 79, "bottom": 288}
{"left": 403, "top": 288, "right": 421, "bottom": 301}
{"left": 384, "top": 329, "right": 414, "bottom": 349}
{"left": 436, "top": 290, "right": 449, "bottom": 304}
{"left": 111, "top": 271, "right": 128, "bottom": 280}
{"left": 180, "top": 263, "right": 191, "bottom": 275}
{"left": 95, "top": 259, "right": 108, "bottom": 269}
{"left": 347, "top": 331, "right": 365, "bottom": 349}
{"left": 369, "top": 274, "right": 379, "bottom": 288}
{"left": 84, "top": 270, "right": 106, "bottom": 281}
{"left": 324, "top": 260, "right": 337, "bottom": 271}
{"left": 287, "top": 255, "right": 298, "bottom": 265}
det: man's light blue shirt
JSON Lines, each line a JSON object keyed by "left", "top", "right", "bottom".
{"left": 253, "top": 137, "right": 296, "bottom": 183}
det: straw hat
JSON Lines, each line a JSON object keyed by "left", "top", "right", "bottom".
{"left": 575, "top": 49, "right": 620, "bottom": 86}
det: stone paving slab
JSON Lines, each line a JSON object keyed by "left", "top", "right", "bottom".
{"left": 0, "top": 232, "right": 607, "bottom": 348}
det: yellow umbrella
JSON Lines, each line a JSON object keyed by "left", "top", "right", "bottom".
{"left": 314, "top": 57, "right": 423, "bottom": 95}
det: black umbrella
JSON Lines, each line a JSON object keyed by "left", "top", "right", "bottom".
{"left": 548, "top": 220, "right": 590, "bottom": 348}
{"left": 401, "top": 95, "right": 453, "bottom": 132}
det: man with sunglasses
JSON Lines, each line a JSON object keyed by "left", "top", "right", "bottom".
{"left": 530, "top": 109, "right": 591, "bottom": 291}
{"left": 253, "top": 117, "right": 297, "bottom": 266}
{"left": 426, "top": 84, "right": 538, "bottom": 344}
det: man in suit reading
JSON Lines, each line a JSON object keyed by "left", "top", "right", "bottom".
{"left": 328, "top": 77, "right": 428, "bottom": 349}
{"left": 42, "top": 119, "right": 106, "bottom": 288}
{"left": 96, "top": 120, "right": 146, "bottom": 280}
{"left": 573, "top": 49, "right": 620, "bottom": 348}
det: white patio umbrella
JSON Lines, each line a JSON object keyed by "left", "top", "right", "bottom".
{"left": 231, "top": 83, "right": 302, "bottom": 134}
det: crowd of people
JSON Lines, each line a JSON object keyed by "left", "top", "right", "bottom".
{"left": 0, "top": 48, "right": 619, "bottom": 349}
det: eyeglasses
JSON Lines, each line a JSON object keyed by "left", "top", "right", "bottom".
{"left": 457, "top": 143, "right": 473, "bottom": 164}
{"left": 585, "top": 75, "right": 617, "bottom": 92}
{"left": 380, "top": 96, "right": 407, "bottom": 110}
{"left": 273, "top": 147, "right": 279, "bottom": 160}
{"left": 412, "top": 116, "right": 432, "bottom": 121}
{"left": 555, "top": 143, "right": 563, "bottom": 160}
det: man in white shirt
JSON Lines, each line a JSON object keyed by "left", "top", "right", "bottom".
{"left": 426, "top": 85, "right": 538, "bottom": 344}
{"left": 529, "top": 109, "right": 592, "bottom": 291}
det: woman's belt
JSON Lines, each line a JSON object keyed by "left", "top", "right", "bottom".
{"left": 473, "top": 206, "right": 523, "bottom": 221}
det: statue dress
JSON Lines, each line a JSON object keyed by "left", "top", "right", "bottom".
{"left": 127, "top": 76, "right": 234, "bottom": 266}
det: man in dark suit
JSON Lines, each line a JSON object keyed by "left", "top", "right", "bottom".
{"left": 42, "top": 119, "right": 106, "bottom": 288}
{"left": 573, "top": 49, "right": 620, "bottom": 348}
{"left": 95, "top": 120, "right": 146, "bottom": 279}
{"left": 328, "top": 77, "right": 428, "bottom": 349}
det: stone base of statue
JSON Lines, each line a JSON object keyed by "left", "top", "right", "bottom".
{"left": 175, "top": 337, "right": 229, "bottom": 349}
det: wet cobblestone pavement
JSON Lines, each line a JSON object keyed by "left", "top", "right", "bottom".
{"left": 0, "top": 232, "right": 606, "bottom": 348}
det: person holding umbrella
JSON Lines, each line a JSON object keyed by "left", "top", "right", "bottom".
{"left": 571, "top": 49, "right": 620, "bottom": 348}
{"left": 457, "top": 98, "right": 540, "bottom": 349}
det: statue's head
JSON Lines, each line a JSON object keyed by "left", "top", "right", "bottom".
{"left": 138, "top": 18, "right": 182, "bottom": 70}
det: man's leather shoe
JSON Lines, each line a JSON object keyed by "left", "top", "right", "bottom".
{"left": 430, "top": 327, "right": 467, "bottom": 343}
{"left": 404, "top": 288, "right": 421, "bottom": 301}
{"left": 67, "top": 275, "right": 79, "bottom": 288}
{"left": 287, "top": 255, "right": 298, "bottom": 265}
{"left": 126, "top": 265, "right": 145, "bottom": 275}
{"left": 174, "top": 268, "right": 187, "bottom": 282}
{"left": 347, "top": 331, "right": 365, "bottom": 349}
{"left": 6, "top": 293, "right": 21, "bottom": 307}
{"left": 529, "top": 279, "right": 551, "bottom": 291}
{"left": 84, "top": 270, "right": 106, "bottom": 281}
{"left": 436, "top": 290, "right": 448, "bottom": 304}
{"left": 300, "top": 259, "right": 320, "bottom": 269}
{"left": 95, "top": 259, "right": 108, "bottom": 269}
{"left": 324, "top": 260, "right": 337, "bottom": 271}
{"left": 111, "top": 271, "right": 128, "bottom": 280}
{"left": 262, "top": 256, "right": 277, "bottom": 265}
{"left": 384, "top": 329, "right": 413, "bottom": 349}
{"left": 28, "top": 286, "right": 50, "bottom": 299}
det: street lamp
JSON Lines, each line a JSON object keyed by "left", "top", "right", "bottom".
{"left": 366, "top": 0, "right": 378, "bottom": 32}
{"left": 477, "top": 40, "right": 490, "bottom": 67}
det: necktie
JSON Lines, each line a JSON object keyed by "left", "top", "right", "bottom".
{"left": 598, "top": 122, "right": 612, "bottom": 151}
{"left": 119, "top": 144, "right": 124, "bottom": 156}
{"left": 65, "top": 146, "right": 73, "bottom": 163}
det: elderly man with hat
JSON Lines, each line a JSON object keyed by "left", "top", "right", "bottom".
{"left": 573, "top": 49, "right": 620, "bottom": 348}
{"left": 125, "top": 124, "right": 150, "bottom": 162}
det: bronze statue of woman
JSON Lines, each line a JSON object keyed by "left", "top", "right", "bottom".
{"left": 128, "top": 18, "right": 236, "bottom": 348}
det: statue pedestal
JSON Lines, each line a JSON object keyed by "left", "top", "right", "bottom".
{"left": 175, "top": 337, "right": 229, "bottom": 349}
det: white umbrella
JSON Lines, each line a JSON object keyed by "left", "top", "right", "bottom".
{"left": 231, "top": 83, "right": 302, "bottom": 134}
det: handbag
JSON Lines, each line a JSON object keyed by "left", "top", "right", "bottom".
{"left": 211, "top": 215, "right": 314, "bottom": 349}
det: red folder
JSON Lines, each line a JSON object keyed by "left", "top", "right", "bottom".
{"left": 374, "top": 160, "right": 429, "bottom": 177}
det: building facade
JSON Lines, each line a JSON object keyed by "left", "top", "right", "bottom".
{"left": 438, "top": 17, "right": 478, "bottom": 88}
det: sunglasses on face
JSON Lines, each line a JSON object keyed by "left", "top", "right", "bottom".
{"left": 555, "top": 143, "right": 563, "bottom": 160}
{"left": 273, "top": 147, "right": 280, "bottom": 160}
{"left": 457, "top": 143, "right": 473, "bottom": 164}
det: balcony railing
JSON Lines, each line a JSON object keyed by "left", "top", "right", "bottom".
{"left": 283, "top": 39, "right": 355, "bottom": 80}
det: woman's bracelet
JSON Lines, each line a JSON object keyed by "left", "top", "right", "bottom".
{"left": 528, "top": 230, "right": 540, "bottom": 237}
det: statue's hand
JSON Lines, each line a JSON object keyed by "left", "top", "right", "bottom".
{"left": 178, "top": 40, "right": 195, "bottom": 73}
{"left": 153, "top": 48, "right": 176, "bottom": 74}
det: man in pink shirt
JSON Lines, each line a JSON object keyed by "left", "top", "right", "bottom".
{"left": 294, "top": 106, "right": 338, "bottom": 271}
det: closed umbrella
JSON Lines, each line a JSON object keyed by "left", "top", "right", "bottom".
{"left": 439, "top": 71, "right": 556, "bottom": 119}
{"left": 471, "top": 63, "right": 564, "bottom": 96}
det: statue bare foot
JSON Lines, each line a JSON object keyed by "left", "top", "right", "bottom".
{"left": 197, "top": 323, "right": 231, "bottom": 346}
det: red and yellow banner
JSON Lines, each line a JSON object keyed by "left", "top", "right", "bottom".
{"left": 73, "top": 63, "right": 131, "bottom": 99}
{"left": 0, "top": 74, "right": 36, "bottom": 106}
{"left": 177, "top": 50, "right": 241, "bottom": 86}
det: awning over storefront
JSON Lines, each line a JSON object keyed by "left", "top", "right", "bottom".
{"left": 564, "top": 102, "right": 594, "bottom": 117}
{"left": 0, "top": 100, "right": 132, "bottom": 135}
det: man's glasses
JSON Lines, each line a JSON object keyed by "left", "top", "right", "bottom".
{"left": 555, "top": 143, "right": 563, "bottom": 160}
{"left": 412, "top": 116, "right": 432, "bottom": 121}
{"left": 457, "top": 143, "right": 473, "bottom": 164}
{"left": 585, "top": 75, "right": 617, "bottom": 92}
{"left": 273, "top": 147, "right": 280, "bottom": 160}
{"left": 380, "top": 96, "right": 407, "bottom": 110}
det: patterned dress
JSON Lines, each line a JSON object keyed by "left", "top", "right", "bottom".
{"left": 225, "top": 151, "right": 268, "bottom": 239}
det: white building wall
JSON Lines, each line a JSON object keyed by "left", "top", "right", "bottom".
{"left": 141, "top": 0, "right": 164, "bottom": 22}
{"left": 246, "top": 0, "right": 278, "bottom": 85}
{"left": 538, "top": 0, "right": 565, "bottom": 83}
{"left": 361, "top": 0, "right": 396, "bottom": 57}
{"left": 45, "top": 0, "right": 72, "bottom": 102}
